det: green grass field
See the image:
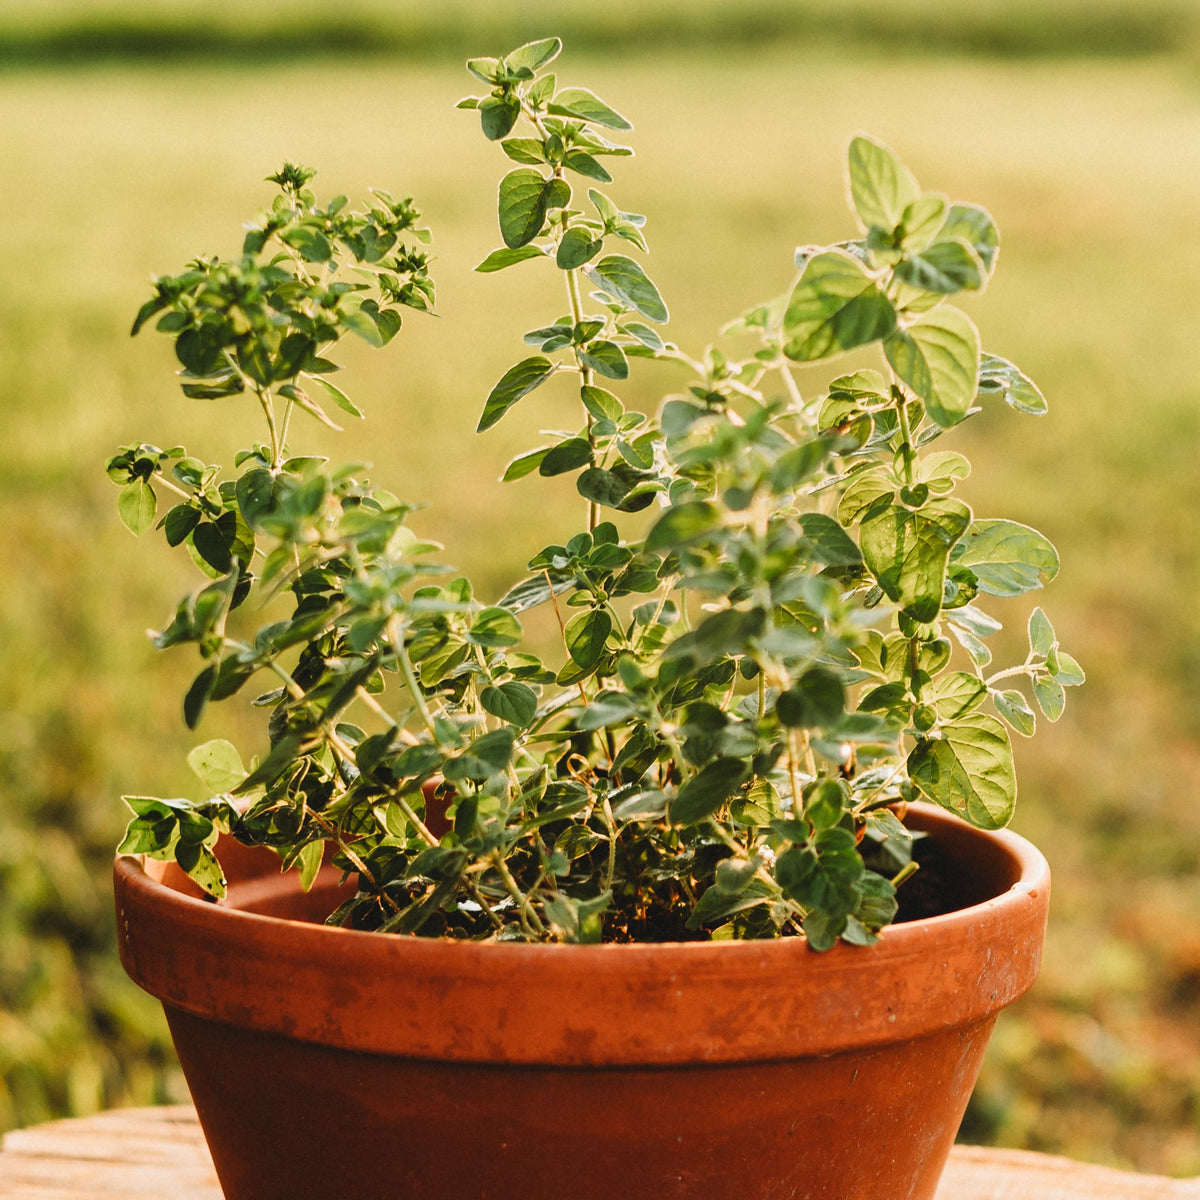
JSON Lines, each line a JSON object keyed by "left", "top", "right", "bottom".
{"left": 2, "top": 1, "right": 1199, "bottom": 1174}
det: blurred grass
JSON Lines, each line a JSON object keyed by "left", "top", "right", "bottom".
{"left": 1, "top": 0, "right": 1197, "bottom": 66}
{"left": 2, "top": 0, "right": 1199, "bottom": 1176}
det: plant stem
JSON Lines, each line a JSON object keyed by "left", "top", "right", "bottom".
{"left": 386, "top": 613, "right": 441, "bottom": 743}
{"left": 491, "top": 851, "right": 546, "bottom": 938}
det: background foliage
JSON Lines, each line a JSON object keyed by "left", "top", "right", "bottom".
{"left": 1, "top": 0, "right": 1198, "bottom": 1175}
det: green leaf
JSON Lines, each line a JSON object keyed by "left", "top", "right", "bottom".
{"left": 585, "top": 255, "right": 668, "bottom": 323}
{"left": 497, "top": 572, "right": 573, "bottom": 613}
{"left": 770, "top": 439, "right": 828, "bottom": 491}
{"left": 948, "top": 622, "right": 992, "bottom": 668}
{"left": 776, "top": 828, "right": 864, "bottom": 915}
{"left": 478, "top": 356, "right": 555, "bottom": 432}
{"left": 446, "top": 728, "right": 515, "bottom": 783}
{"left": 577, "top": 691, "right": 639, "bottom": 731}
{"left": 670, "top": 758, "right": 750, "bottom": 826}
{"left": 499, "top": 168, "right": 554, "bottom": 249}
{"left": 860, "top": 499, "right": 971, "bottom": 622}
{"left": 281, "top": 225, "right": 332, "bottom": 263}
{"left": 1028, "top": 607, "right": 1055, "bottom": 655}
{"left": 475, "top": 245, "right": 548, "bottom": 273}
{"left": 504, "top": 36, "right": 562, "bottom": 73}
{"left": 564, "top": 608, "right": 612, "bottom": 669}
{"left": 548, "top": 87, "right": 632, "bottom": 130}
{"left": 308, "top": 375, "right": 364, "bottom": 419}
{"left": 175, "top": 842, "right": 227, "bottom": 898}
{"left": 468, "top": 606, "right": 523, "bottom": 648}
{"left": 576, "top": 466, "right": 653, "bottom": 510}
{"left": 978, "top": 353, "right": 1047, "bottom": 416}
{"left": 556, "top": 226, "right": 604, "bottom": 269}
{"left": 480, "top": 93, "right": 520, "bottom": 141}
{"left": 908, "top": 712, "right": 1016, "bottom": 829}
{"left": 776, "top": 668, "right": 845, "bottom": 728}
{"left": 687, "top": 879, "right": 774, "bottom": 929}
{"left": 926, "top": 671, "right": 987, "bottom": 720}
{"left": 645, "top": 500, "right": 721, "bottom": 552}
{"left": 181, "top": 377, "right": 243, "bottom": 400}
{"left": 186, "top": 739, "right": 246, "bottom": 793}
{"left": 480, "top": 682, "right": 538, "bottom": 727}
{"left": 800, "top": 513, "right": 863, "bottom": 567}
{"left": 502, "top": 446, "right": 550, "bottom": 482}
{"left": 233, "top": 733, "right": 305, "bottom": 795}
{"left": 894, "top": 238, "right": 985, "bottom": 294}
{"left": 897, "top": 195, "right": 947, "bottom": 254}
{"left": 1033, "top": 675, "right": 1066, "bottom": 722}
{"left": 183, "top": 664, "right": 216, "bottom": 730}
{"left": 163, "top": 504, "right": 201, "bottom": 547}
{"left": 884, "top": 306, "right": 980, "bottom": 428}
{"left": 620, "top": 321, "right": 664, "bottom": 352}
{"left": 993, "top": 689, "right": 1036, "bottom": 737}
{"left": 782, "top": 251, "right": 896, "bottom": 361}
{"left": 580, "top": 385, "right": 623, "bottom": 422}
{"left": 847, "top": 135, "right": 921, "bottom": 232}
{"left": 578, "top": 340, "right": 629, "bottom": 379}
{"left": 955, "top": 519, "right": 1059, "bottom": 597}
{"left": 539, "top": 437, "right": 592, "bottom": 476}
{"left": 1051, "top": 650, "right": 1086, "bottom": 688}
{"left": 941, "top": 203, "right": 1000, "bottom": 273}
{"left": 118, "top": 478, "right": 156, "bottom": 535}
{"left": 562, "top": 150, "right": 612, "bottom": 183}
{"left": 295, "top": 841, "right": 324, "bottom": 892}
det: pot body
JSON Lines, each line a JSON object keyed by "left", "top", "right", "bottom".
{"left": 114, "top": 805, "right": 1049, "bottom": 1200}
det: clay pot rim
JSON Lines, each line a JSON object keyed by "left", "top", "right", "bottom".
{"left": 116, "top": 802, "right": 1047, "bottom": 952}
{"left": 115, "top": 803, "right": 1050, "bottom": 1065}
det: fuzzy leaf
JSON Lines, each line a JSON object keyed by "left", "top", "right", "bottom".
{"left": 884, "top": 306, "right": 980, "bottom": 428}
{"left": 860, "top": 499, "right": 971, "bottom": 622}
{"left": 978, "top": 353, "right": 1047, "bottom": 416}
{"left": 548, "top": 87, "right": 632, "bottom": 130}
{"left": 783, "top": 251, "right": 896, "bottom": 361}
{"left": 118, "top": 478, "right": 156, "bottom": 536}
{"left": 480, "top": 682, "right": 538, "bottom": 727}
{"left": 585, "top": 255, "right": 668, "bottom": 322}
{"left": 908, "top": 712, "right": 1016, "bottom": 829}
{"left": 186, "top": 739, "right": 246, "bottom": 793}
{"left": 475, "top": 245, "right": 548, "bottom": 273}
{"left": 955, "top": 519, "right": 1059, "bottom": 597}
{"left": 670, "top": 758, "right": 750, "bottom": 826}
{"left": 478, "top": 356, "right": 554, "bottom": 432}
{"left": 847, "top": 135, "right": 922, "bottom": 232}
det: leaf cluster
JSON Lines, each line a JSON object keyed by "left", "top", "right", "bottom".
{"left": 112, "top": 40, "right": 1080, "bottom": 950}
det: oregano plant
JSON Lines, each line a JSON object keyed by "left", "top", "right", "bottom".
{"left": 110, "top": 37, "right": 1081, "bottom": 950}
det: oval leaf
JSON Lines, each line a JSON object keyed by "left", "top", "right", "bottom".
{"left": 978, "top": 353, "right": 1047, "bottom": 416}
{"left": 884, "top": 305, "right": 980, "bottom": 428}
{"left": 585, "top": 255, "right": 668, "bottom": 323}
{"left": 860, "top": 499, "right": 972, "bottom": 622}
{"left": 670, "top": 758, "right": 750, "bottom": 827}
{"left": 478, "top": 356, "right": 554, "bottom": 432}
{"left": 548, "top": 87, "right": 632, "bottom": 131}
{"left": 908, "top": 712, "right": 1016, "bottom": 830}
{"left": 955, "top": 519, "right": 1059, "bottom": 597}
{"left": 783, "top": 251, "right": 896, "bottom": 362}
{"left": 848, "top": 135, "right": 921, "bottom": 232}
{"left": 564, "top": 608, "right": 612, "bottom": 669}
{"left": 480, "top": 682, "right": 538, "bottom": 727}
{"left": 118, "top": 478, "right": 156, "bottom": 536}
{"left": 475, "top": 244, "right": 548, "bottom": 273}
{"left": 498, "top": 168, "right": 552, "bottom": 249}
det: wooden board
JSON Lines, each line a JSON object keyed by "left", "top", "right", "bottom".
{"left": 2, "top": 1107, "right": 1198, "bottom": 1199}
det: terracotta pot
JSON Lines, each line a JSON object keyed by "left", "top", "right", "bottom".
{"left": 114, "top": 804, "right": 1049, "bottom": 1200}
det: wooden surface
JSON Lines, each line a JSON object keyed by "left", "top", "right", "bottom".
{"left": 1, "top": 1106, "right": 1198, "bottom": 1199}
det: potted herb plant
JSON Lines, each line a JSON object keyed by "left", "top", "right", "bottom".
{"left": 111, "top": 37, "right": 1080, "bottom": 1200}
